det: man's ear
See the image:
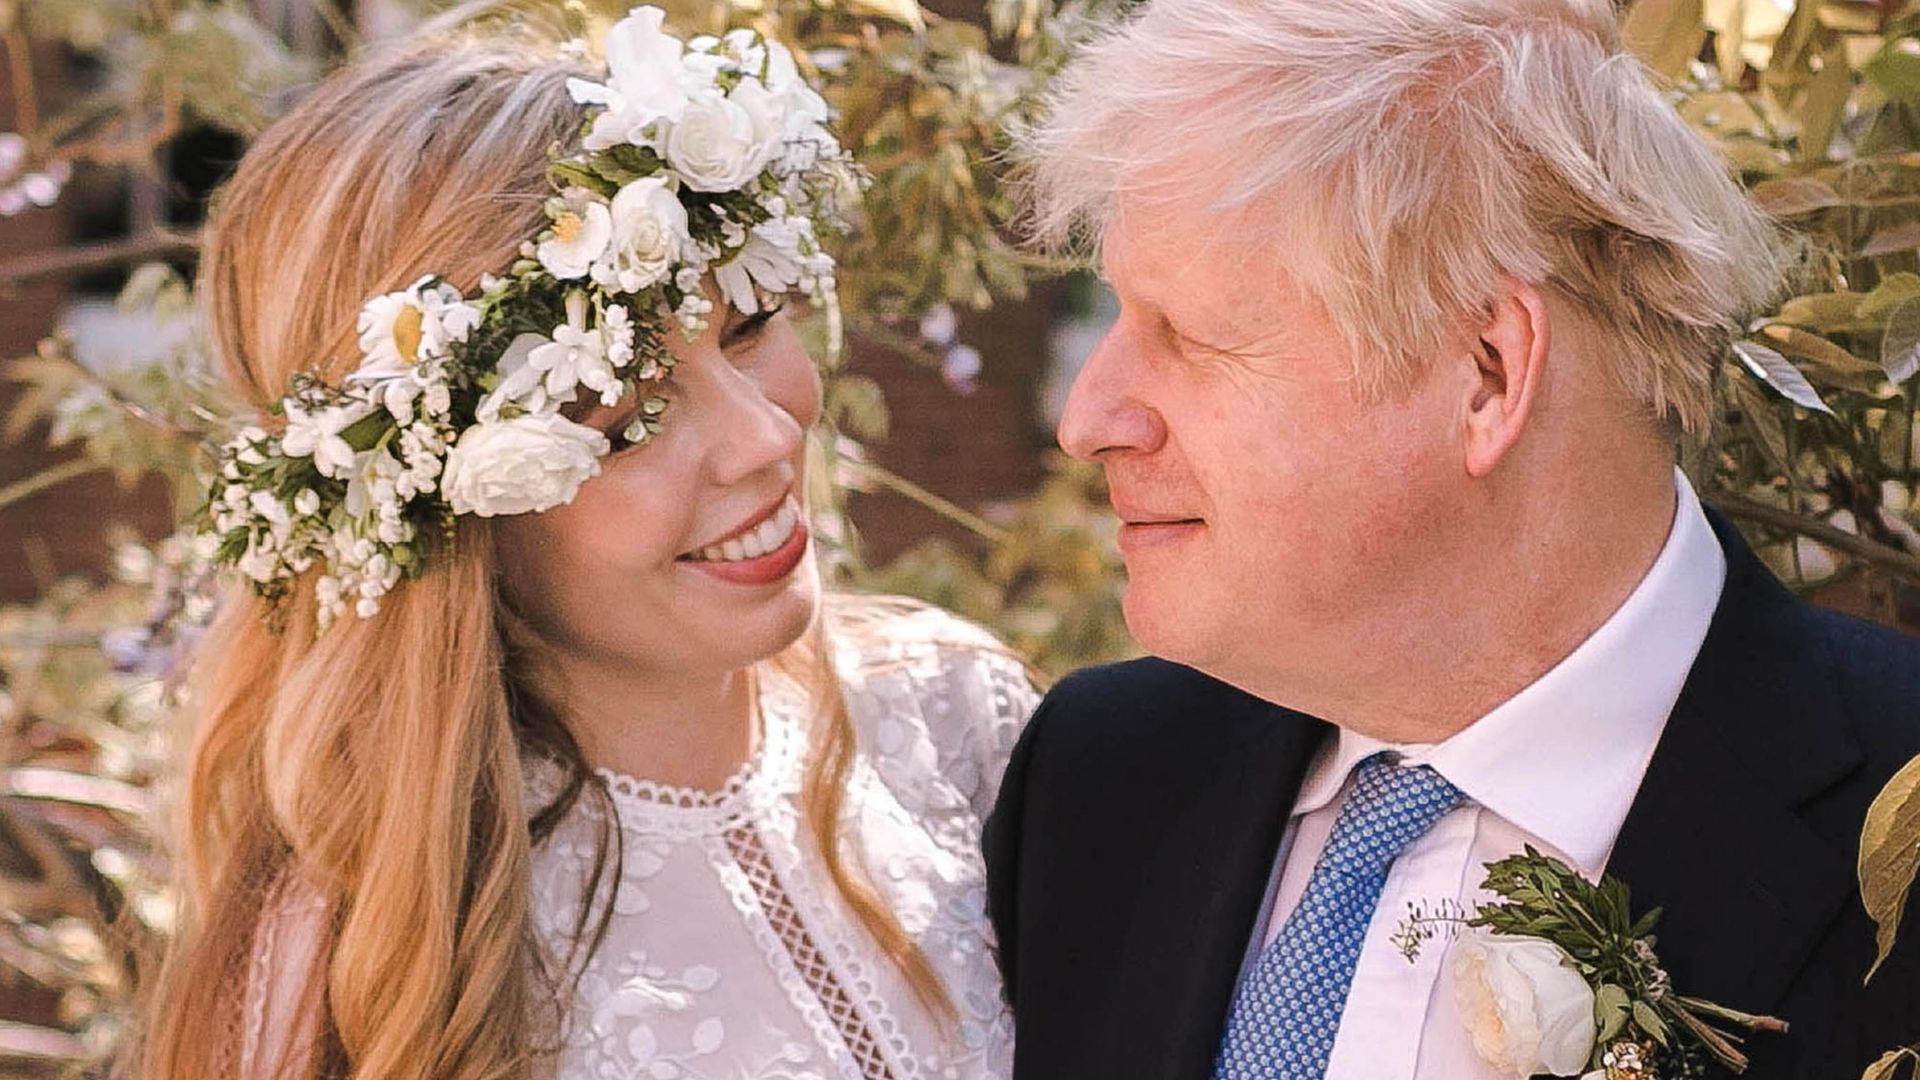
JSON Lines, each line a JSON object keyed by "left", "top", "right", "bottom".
{"left": 1464, "top": 275, "right": 1549, "bottom": 478}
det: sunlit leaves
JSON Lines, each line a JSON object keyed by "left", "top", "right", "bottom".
{"left": 1862, "top": 755, "right": 1920, "bottom": 981}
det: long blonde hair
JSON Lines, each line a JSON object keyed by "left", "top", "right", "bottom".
{"left": 136, "top": 34, "right": 946, "bottom": 1080}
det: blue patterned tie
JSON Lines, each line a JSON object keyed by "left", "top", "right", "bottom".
{"left": 1211, "top": 753, "right": 1465, "bottom": 1080}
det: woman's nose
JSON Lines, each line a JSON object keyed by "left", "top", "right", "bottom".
{"left": 699, "top": 360, "right": 805, "bottom": 488}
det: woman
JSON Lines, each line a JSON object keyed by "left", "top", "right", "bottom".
{"left": 134, "top": 11, "right": 1035, "bottom": 1079}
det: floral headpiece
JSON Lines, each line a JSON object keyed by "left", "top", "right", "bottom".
{"left": 200, "top": 7, "right": 859, "bottom": 630}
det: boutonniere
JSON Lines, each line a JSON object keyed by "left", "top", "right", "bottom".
{"left": 1392, "top": 847, "right": 1788, "bottom": 1079}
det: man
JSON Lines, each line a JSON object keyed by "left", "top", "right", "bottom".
{"left": 982, "top": 1, "right": 1920, "bottom": 1078}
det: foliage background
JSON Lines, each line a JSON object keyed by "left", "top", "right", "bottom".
{"left": 6, "top": 0, "right": 1920, "bottom": 1074}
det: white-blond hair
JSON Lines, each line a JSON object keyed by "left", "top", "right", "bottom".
{"left": 1021, "top": 0, "right": 1787, "bottom": 435}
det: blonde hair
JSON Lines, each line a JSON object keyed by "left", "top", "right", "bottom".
{"left": 1020, "top": 0, "right": 1787, "bottom": 435}
{"left": 136, "top": 34, "right": 945, "bottom": 1080}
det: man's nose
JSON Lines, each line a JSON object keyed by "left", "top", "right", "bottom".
{"left": 1057, "top": 327, "right": 1166, "bottom": 461}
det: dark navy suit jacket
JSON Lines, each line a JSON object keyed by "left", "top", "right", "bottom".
{"left": 984, "top": 512, "right": 1920, "bottom": 1079}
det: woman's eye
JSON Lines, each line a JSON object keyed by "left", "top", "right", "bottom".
{"left": 722, "top": 302, "right": 786, "bottom": 348}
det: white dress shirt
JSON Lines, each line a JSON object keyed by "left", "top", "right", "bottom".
{"left": 1246, "top": 468, "right": 1727, "bottom": 1080}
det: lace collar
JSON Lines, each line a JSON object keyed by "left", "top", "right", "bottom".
{"left": 581, "top": 666, "right": 809, "bottom": 837}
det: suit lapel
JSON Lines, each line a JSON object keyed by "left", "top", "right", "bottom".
{"left": 1607, "top": 511, "right": 1863, "bottom": 1022}
{"left": 1110, "top": 694, "right": 1328, "bottom": 1080}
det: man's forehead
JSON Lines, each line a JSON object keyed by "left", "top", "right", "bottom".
{"left": 1102, "top": 197, "right": 1311, "bottom": 332}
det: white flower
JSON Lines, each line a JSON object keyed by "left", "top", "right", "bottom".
{"left": 594, "top": 176, "right": 691, "bottom": 293}
{"left": 527, "top": 291, "right": 625, "bottom": 407}
{"left": 442, "top": 412, "right": 610, "bottom": 517}
{"left": 353, "top": 277, "right": 480, "bottom": 381}
{"left": 538, "top": 188, "right": 614, "bottom": 280}
{"left": 235, "top": 536, "right": 280, "bottom": 584}
{"left": 281, "top": 400, "right": 374, "bottom": 480}
{"left": 569, "top": 6, "right": 691, "bottom": 150}
{"left": 603, "top": 303, "right": 637, "bottom": 369}
{"left": 476, "top": 333, "right": 561, "bottom": 422}
{"left": 1450, "top": 927, "right": 1597, "bottom": 1078}
{"left": 760, "top": 37, "right": 830, "bottom": 134}
{"left": 714, "top": 214, "right": 812, "bottom": 314}
{"left": 666, "top": 81, "right": 783, "bottom": 193}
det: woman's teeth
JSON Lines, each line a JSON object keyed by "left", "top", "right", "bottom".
{"left": 691, "top": 497, "right": 800, "bottom": 563}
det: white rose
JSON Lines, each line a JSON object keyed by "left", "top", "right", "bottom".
{"left": 594, "top": 176, "right": 690, "bottom": 293}
{"left": 666, "top": 83, "right": 783, "bottom": 193}
{"left": 442, "top": 412, "right": 609, "bottom": 517}
{"left": 568, "top": 6, "right": 690, "bottom": 150}
{"left": 537, "top": 188, "right": 614, "bottom": 280}
{"left": 1450, "top": 928, "right": 1597, "bottom": 1078}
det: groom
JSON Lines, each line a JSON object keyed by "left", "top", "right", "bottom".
{"left": 983, "top": 1, "right": 1920, "bottom": 1078}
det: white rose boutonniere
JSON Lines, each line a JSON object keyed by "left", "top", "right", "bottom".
{"left": 442, "top": 412, "right": 609, "bottom": 517}
{"left": 1396, "top": 848, "right": 1789, "bottom": 1079}
{"left": 1451, "top": 927, "right": 1597, "bottom": 1078}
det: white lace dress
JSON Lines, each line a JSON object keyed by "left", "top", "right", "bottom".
{"left": 241, "top": 610, "right": 1036, "bottom": 1080}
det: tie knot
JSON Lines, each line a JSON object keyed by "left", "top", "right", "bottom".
{"left": 1323, "top": 753, "right": 1464, "bottom": 877}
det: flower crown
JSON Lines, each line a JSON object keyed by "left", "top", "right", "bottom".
{"left": 200, "top": 7, "right": 859, "bottom": 630}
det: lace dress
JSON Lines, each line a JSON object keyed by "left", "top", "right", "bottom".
{"left": 240, "top": 609, "right": 1036, "bottom": 1080}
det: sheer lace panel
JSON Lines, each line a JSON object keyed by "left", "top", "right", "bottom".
{"left": 722, "top": 820, "right": 899, "bottom": 1080}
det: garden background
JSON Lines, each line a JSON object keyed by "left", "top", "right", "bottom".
{"left": 7, "top": 0, "right": 1920, "bottom": 1074}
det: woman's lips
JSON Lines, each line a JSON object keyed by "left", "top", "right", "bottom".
{"left": 682, "top": 518, "right": 810, "bottom": 586}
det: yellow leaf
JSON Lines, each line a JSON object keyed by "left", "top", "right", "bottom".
{"left": 1860, "top": 753, "right": 1920, "bottom": 981}
{"left": 1862, "top": 1048, "right": 1920, "bottom": 1080}
{"left": 1716, "top": 0, "right": 1746, "bottom": 82}
{"left": 1776, "top": 290, "right": 1867, "bottom": 330}
{"left": 1751, "top": 176, "right": 1842, "bottom": 215}
{"left": 1759, "top": 323, "right": 1883, "bottom": 379}
{"left": 848, "top": 0, "right": 925, "bottom": 31}
{"left": 1623, "top": 0, "right": 1706, "bottom": 79}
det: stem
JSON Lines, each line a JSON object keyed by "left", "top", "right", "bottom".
{"left": 1708, "top": 492, "right": 1920, "bottom": 585}
{"left": 0, "top": 230, "right": 199, "bottom": 288}
{"left": 303, "top": 0, "right": 358, "bottom": 49}
{"left": 0, "top": 458, "right": 106, "bottom": 514}
{"left": 841, "top": 458, "right": 1011, "bottom": 545}
{"left": 1677, "top": 995, "right": 1791, "bottom": 1034}
{"left": 2, "top": 27, "right": 34, "bottom": 137}
{"left": 1673, "top": 1007, "right": 1752, "bottom": 1073}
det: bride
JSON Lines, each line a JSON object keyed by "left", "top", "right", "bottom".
{"left": 133, "top": 10, "right": 1034, "bottom": 1079}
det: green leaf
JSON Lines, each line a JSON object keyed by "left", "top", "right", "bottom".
{"left": 1860, "top": 753, "right": 1920, "bottom": 980}
{"left": 1632, "top": 1000, "right": 1671, "bottom": 1047}
{"left": 1866, "top": 37, "right": 1920, "bottom": 102}
{"left": 1734, "top": 340, "right": 1836, "bottom": 414}
{"left": 1861, "top": 274, "right": 1920, "bottom": 322}
{"left": 1882, "top": 296, "right": 1920, "bottom": 383}
{"left": 1595, "top": 984, "right": 1632, "bottom": 1042}
{"left": 1799, "top": 45, "right": 1853, "bottom": 164}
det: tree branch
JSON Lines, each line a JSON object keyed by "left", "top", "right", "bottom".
{"left": 0, "top": 230, "right": 199, "bottom": 288}
{"left": 1707, "top": 492, "right": 1920, "bottom": 585}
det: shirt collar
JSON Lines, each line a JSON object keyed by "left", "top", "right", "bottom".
{"left": 1290, "top": 468, "right": 1727, "bottom": 877}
